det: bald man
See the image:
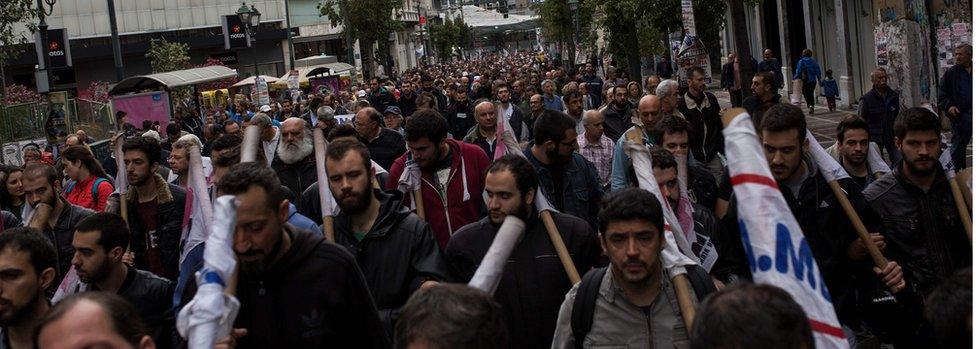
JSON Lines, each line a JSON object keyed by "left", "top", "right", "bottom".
{"left": 757, "top": 48, "right": 784, "bottom": 89}
{"left": 610, "top": 95, "right": 662, "bottom": 191}
{"left": 577, "top": 110, "right": 615, "bottom": 187}
{"left": 462, "top": 100, "right": 499, "bottom": 158}
{"left": 858, "top": 67, "right": 902, "bottom": 164}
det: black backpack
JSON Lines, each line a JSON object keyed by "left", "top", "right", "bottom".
{"left": 570, "top": 265, "right": 716, "bottom": 348}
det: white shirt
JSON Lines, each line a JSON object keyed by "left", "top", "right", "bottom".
{"left": 262, "top": 127, "right": 280, "bottom": 166}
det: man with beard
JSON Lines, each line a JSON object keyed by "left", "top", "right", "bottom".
{"left": 864, "top": 107, "right": 971, "bottom": 298}
{"left": 420, "top": 75, "right": 448, "bottom": 114}
{"left": 600, "top": 84, "right": 633, "bottom": 142}
{"left": 326, "top": 140, "right": 448, "bottom": 336}
{"left": 354, "top": 107, "right": 407, "bottom": 171}
{"left": 552, "top": 188, "right": 709, "bottom": 348}
{"left": 213, "top": 162, "right": 389, "bottom": 348}
{"left": 445, "top": 88, "right": 474, "bottom": 140}
{"left": 564, "top": 91, "right": 585, "bottom": 135}
{"left": 446, "top": 155, "right": 599, "bottom": 349}
{"left": 825, "top": 116, "right": 876, "bottom": 187}
{"left": 610, "top": 95, "right": 662, "bottom": 191}
{"left": 581, "top": 62, "right": 604, "bottom": 108}
{"left": 69, "top": 213, "right": 174, "bottom": 347}
{"left": 651, "top": 115, "right": 719, "bottom": 209}
{"left": 858, "top": 68, "right": 901, "bottom": 164}
{"left": 272, "top": 118, "right": 317, "bottom": 212}
{"left": 387, "top": 110, "right": 490, "bottom": 250}
{"left": 526, "top": 110, "right": 603, "bottom": 229}
{"left": 494, "top": 82, "right": 529, "bottom": 142}
{"left": 742, "top": 71, "right": 782, "bottom": 130}
{"left": 0, "top": 228, "right": 56, "bottom": 349}
{"left": 121, "top": 136, "right": 187, "bottom": 281}
{"left": 399, "top": 82, "right": 418, "bottom": 118}
{"left": 714, "top": 104, "right": 904, "bottom": 332}
{"left": 678, "top": 67, "right": 724, "bottom": 181}
{"left": 21, "top": 164, "right": 93, "bottom": 286}
{"left": 463, "top": 100, "right": 501, "bottom": 158}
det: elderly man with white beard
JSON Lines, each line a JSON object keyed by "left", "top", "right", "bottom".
{"left": 271, "top": 117, "right": 318, "bottom": 213}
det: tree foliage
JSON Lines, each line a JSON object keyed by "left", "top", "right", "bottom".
{"left": 533, "top": 0, "right": 598, "bottom": 53}
{"left": 0, "top": 0, "right": 36, "bottom": 68}
{"left": 429, "top": 17, "right": 473, "bottom": 61}
{"left": 146, "top": 38, "right": 190, "bottom": 73}
{"left": 319, "top": 0, "right": 404, "bottom": 78}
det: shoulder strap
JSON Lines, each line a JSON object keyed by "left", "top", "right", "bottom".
{"left": 685, "top": 264, "right": 717, "bottom": 301}
{"left": 571, "top": 267, "right": 607, "bottom": 349}
{"left": 91, "top": 178, "right": 109, "bottom": 203}
{"left": 63, "top": 180, "right": 76, "bottom": 195}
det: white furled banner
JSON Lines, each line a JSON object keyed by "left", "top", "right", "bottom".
{"left": 723, "top": 111, "right": 848, "bottom": 348}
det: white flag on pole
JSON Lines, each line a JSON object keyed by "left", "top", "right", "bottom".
{"left": 724, "top": 112, "right": 847, "bottom": 348}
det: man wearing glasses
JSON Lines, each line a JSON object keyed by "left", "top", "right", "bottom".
{"left": 354, "top": 107, "right": 406, "bottom": 171}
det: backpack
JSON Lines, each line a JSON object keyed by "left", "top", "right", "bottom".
{"left": 570, "top": 265, "right": 716, "bottom": 348}
{"left": 64, "top": 177, "right": 111, "bottom": 206}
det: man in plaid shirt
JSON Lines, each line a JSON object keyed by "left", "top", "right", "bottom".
{"left": 577, "top": 110, "right": 615, "bottom": 188}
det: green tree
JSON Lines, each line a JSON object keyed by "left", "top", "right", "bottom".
{"left": 145, "top": 38, "right": 190, "bottom": 73}
{"left": 0, "top": 0, "right": 38, "bottom": 98}
{"left": 319, "top": 0, "right": 403, "bottom": 78}
{"left": 533, "top": 0, "right": 597, "bottom": 64}
{"left": 430, "top": 18, "right": 474, "bottom": 61}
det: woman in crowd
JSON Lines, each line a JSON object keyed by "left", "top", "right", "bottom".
{"left": 0, "top": 165, "right": 26, "bottom": 220}
{"left": 61, "top": 145, "right": 114, "bottom": 212}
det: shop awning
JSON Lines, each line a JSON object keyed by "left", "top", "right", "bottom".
{"left": 109, "top": 66, "right": 238, "bottom": 95}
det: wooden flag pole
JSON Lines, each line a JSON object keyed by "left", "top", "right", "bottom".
{"left": 312, "top": 128, "right": 336, "bottom": 243}
{"left": 826, "top": 181, "right": 889, "bottom": 269}
{"left": 948, "top": 178, "right": 972, "bottom": 242}
{"left": 413, "top": 189, "right": 426, "bottom": 220}
{"left": 672, "top": 274, "right": 697, "bottom": 331}
{"left": 540, "top": 210, "right": 581, "bottom": 284}
{"left": 956, "top": 168, "right": 972, "bottom": 211}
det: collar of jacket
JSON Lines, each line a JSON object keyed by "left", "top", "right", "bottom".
{"left": 892, "top": 163, "right": 948, "bottom": 194}
{"left": 601, "top": 266, "right": 677, "bottom": 308}
{"left": 682, "top": 91, "right": 711, "bottom": 111}
{"left": 523, "top": 146, "right": 583, "bottom": 175}
{"left": 126, "top": 174, "right": 173, "bottom": 204}
{"left": 336, "top": 189, "right": 408, "bottom": 240}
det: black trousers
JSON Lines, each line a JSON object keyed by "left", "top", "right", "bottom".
{"left": 802, "top": 81, "right": 817, "bottom": 109}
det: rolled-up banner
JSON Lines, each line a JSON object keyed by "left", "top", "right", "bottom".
{"left": 867, "top": 142, "right": 890, "bottom": 177}
{"left": 312, "top": 128, "right": 338, "bottom": 241}
{"left": 240, "top": 125, "right": 262, "bottom": 163}
{"left": 468, "top": 216, "right": 526, "bottom": 294}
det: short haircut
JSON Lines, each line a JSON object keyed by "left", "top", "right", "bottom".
{"left": 802, "top": 49, "right": 814, "bottom": 57}
{"left": 24, "top": 163, "right": 59, "bottom": 186}
{"left": 598, "top": 188, "right": 664, "bottom": 235}
{"left": 656, "top": 79, "right": 679, "bottom": 97}
{"left": 405, "top": 109, "right": 449, "bottom": 144}
{"left": 533, "top": 109, "right": 576, "bottom": 145}
{"left": 211, "top": 134, "right": 243, "bottom": 153}
{"left": 223, "top": 119, "right": 241, "bottom": 128}
{"left": 925, "top": 267, "right": 972, "bottom": 348}
{"left": 74, "top": 212, "right": 130, "bottom": 253}
{"left": 650, "top": 147, "right": 677, "bottom": 171}
{"left": 326, "top": 139, "right": 371, "bottom": 171}
{"left": 956, "top": 43, "right": 973, "bottom": 56}
{"left": 317, "top": 106, "right": 335, "bottom": 120}
{"left": 652, "top": 115, "right": 692, "bottom": 146}
{"left": 395, "top": 283, "right": 508, "bottom": 349}
{"left": 212, "top": 145, "right": 242, "bottom": 168}
{"left": 122, "top": 136, "right": 162, "bottom": 166}
{"left": 691, "top": 283, "right": 814, "bottom": 349}
{"left": 755, "top": 71, "right": 776, "bottom": 87}
{"left": 216, "top": 162, "right": 284, "bottom": 211}
{"left": 893, "top": 107, "right": 941, "bottom": 140}
{"left": 760, "top": 103, "right": 807, "bottom": 142}
{"left": 563, "top": 91, "right": 582, "bottom": 104}
{"left": 835, "top": 116, "right": 870, "bottom": 142}
{"left": 327, "top": 124, "right": 360, "bottom": 142}
{"left": 486, "top": 155, "right": 539, "bottom": 197}
{"left": 35, "top": 292, "right": 149, "bottom": 347}
{"left": 687, "top": 66, "right": 706, "bottom": 79}
{"left": 0, "top": 227, "right": 57, "bottom": 277}
{"left": 166, "top": 123, "right": 181, "bottom": 136}
{"left": 251, "top": 113, "right": 272, "bottom": 127}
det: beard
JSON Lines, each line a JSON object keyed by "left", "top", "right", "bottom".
{"left": 277, "top": 136, "right": 314, "bottom": 165}
{"left": 489, "top": 200, "right": 531, "bottom": 225}
{"left": 77, "top": 260, "right": 111, "bottom": 284}
{"left": 546, "top": 147, "right": 571, "bottom": 165}
{"left": 336, "top": 184, "right": 373, "bottom": 215}
{"left": 905, "top": 154, "right": 937, "bottom": 176}
{"left": 0, "top": 290, "right": 39, "bottom": 326}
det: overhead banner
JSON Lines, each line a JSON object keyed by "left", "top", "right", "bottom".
{"left": 222, "top": 15, "right": 251, "bottom": 50}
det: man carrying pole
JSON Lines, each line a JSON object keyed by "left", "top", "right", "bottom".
{"left": 445, "top": 155, "right": 600, "bottom": 349}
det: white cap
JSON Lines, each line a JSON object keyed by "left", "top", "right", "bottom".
{"left": 259, "top": 105, "right": 272, "bottom": 112}
{"left": 357, "top": 90, "right": 367, "bottom": 98}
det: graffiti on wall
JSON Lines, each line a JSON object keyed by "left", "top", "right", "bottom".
{"left": 875, "top": 20, "right": 932, "bottom": 108}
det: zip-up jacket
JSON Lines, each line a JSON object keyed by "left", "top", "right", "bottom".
{"left": 125, "top": 174, "right": 187, "bottom": 281}
{"left": 678, "top": 91, "right": 724, "bottom": 164}
{"left": 387, "top": 139, "right": 490, "bottom": 249}
{"left": 271, "top": 155, "right": 317, "bottom": 213}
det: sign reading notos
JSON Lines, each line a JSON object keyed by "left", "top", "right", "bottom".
{"left": 222, "top": 15, "right": 252, "bottom": 50}
{"left": 35, "top": 28, "right": 72, "bottom": 69}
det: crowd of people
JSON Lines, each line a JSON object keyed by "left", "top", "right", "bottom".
{"left": 0, "top": 46, "right": 971, "bottom": 349}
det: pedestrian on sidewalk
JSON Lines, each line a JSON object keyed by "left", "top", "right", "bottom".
{"left": 793, "top": 49, "right": 822, "bottom": 115}
{"left": 938, "top": 43, "right": 973, "bottom": 169}
{"left": 821, "top": 69, "right": 839, "bottom": 112}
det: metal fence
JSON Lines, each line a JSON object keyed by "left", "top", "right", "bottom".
{"left": 0, "top": 98, "right": 113, "bottom": 166}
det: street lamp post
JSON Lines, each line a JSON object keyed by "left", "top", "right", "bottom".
{"left": 237, "top": 3, "right": 262, "bottom": 78}
{"left": 35, "top": 0, "right": 57, "bottom": 94}
{"left": 567, "top": 0, "right": 577, "bottom": 70}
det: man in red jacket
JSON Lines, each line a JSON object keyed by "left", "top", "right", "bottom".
{"left": 387, "top": 109, "right": 490, "bottom": 250}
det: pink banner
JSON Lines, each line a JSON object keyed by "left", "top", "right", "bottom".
{"left": 111, "top": 91, "right": 172, "bottom": 131}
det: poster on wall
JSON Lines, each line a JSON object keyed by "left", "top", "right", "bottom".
{"left": 310, "top": 75, "right": 341, "bottom": 96}
{"left": 675, "top": 35, "right": 712, "bottom": 84}
{"left": 111, "top": 91, "right": 172, "bottom": 131}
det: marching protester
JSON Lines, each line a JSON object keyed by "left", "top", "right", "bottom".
{"left": 938, "top": 43, "right": 973, "bottom": 169}
{"left": 678, "top": 67, "right": 724, "bottom": 180}
{"left": 825, "top": 116, "right": 878, "bottom": 187}
{"left": 395, "top": 284, "right": 509, "bottom": 349}
{"left": 691, "top": 284, "right": 814, "bottom": 349}
{"left": 446, "top": 154, "right": 600, "bottom": 348}
{"left": 251, "top": 113, "right": 280, "bottom": 167}
{"left": 271, "top": 118, "right": 317, "bottom": 212}
{"left": 355, "top": 107, "right": 407, "bottom": 171}
{"left": 445, "top": 87, "right": 475, "bottom": 139}
{"left": 61, "top": 145, "right": 114, "bottom": 212}
{"left": 742, "top": 71, "right": 783, "bottom": 129}
{"left": 858, "top": 67, "right": 901, "bottom": 164}
{"left": 463, "top": 100, "right": 502, "bottom": 158}
{"left": 0, "top": 166, "right": 26, "bottom": 221}
{"left": 121, "top": 136, "right": 187, "bottom": 281}
{"left": 0, "top": 228, "right": 57, "bottom": 349}
{"left": 600, "top": 84, "right": 633, "bottom": 142}
{"left": 526, "top": 110, "right": 603, "bottom": 228}
{"left": 388, "top": 109, "right": 490, "bottom": 250}
{"left": 577, "top": 110, "right": 615, "bottom": 189}
{"left": 651, "top": 116, "right": 719, "bottom": 209}
{"left": 35, "top": 292, "right": 158, "bottom": 349}
{"left": 495, "top": 82, "right": 529, "bottom": 141}
{"left": 326, "top": 139, "right": 449, "bottom": 334}
{"left": 610, "top": 94, "right": 662, "bottom": 191}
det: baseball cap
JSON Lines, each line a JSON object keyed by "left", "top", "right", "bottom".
{"left": 357, "top": 90, "right": 367, "bottom": 98}
{"left": 259, "top": 105, "right": 272, "bottom": 112}
{"left": 384, "top": 106, "right": 402, "bottom": 117}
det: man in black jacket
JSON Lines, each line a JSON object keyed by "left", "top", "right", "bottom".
{"left": 938, "top": 44, "right": 972, "bottom": 168}
{"left": 326, "top": 140, "right": 449, "bottom": 336}
{"left": 354, "top": 107, "right": 406, "bottom": 171}
{"left": 678, "top": 66, "right": 724, "bottom": 181}
{"left": 70, "top": 212, "right": 174, "bottom": 347}
{"left": 215, "top": 162, "right": 389, "bottom": 349}
{"left": 271, "top": 118, "right": 317, "bottom": 212}
{"left": 715, "top": 104, "right": 905, "bottom": 328}
{"left": 742, "top": 71, "right": 782, "bottom": 130}
{"left": 858, "top": 68, "right": 901, "bottom": 165}
{"left": 445, "top": 155, "right": 600, "bottom": 349}
{"left": 652, "top": 115, "right": 719, "bottom": 209}
{"left": 445, "top": 89, "right": 475, "bottom": 140}
{"left": 601, "top": 84, "right": 633, "bottom": 142}
{"left": 120, "top": 136, "right": 186, "bottom": 281}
